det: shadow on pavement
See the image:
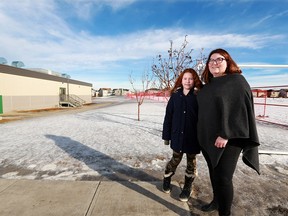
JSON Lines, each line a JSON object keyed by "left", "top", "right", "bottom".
{"left": 45, "top": 134, "right": 191, "bottom": 215}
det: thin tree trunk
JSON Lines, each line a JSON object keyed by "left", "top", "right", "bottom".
{"left": 137, "top": 103, "right": 140, "bottom": 121}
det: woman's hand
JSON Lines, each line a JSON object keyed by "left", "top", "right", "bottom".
{"left": 215, "top": 136, "right": 228, "bottom": 148}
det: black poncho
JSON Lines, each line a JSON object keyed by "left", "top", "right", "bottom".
{"left": 197, "top": 74, "right": 260, "bottom": 174}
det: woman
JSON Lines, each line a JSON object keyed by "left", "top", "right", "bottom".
{"left": 197, "top": 48, "right": 260, "bottom": 216}
{"left": 162, "top": 68, "right": 203, "bottom": 202}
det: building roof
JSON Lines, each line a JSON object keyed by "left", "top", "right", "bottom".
{"left": 0, "top": 64, "right": 92, "bottom": 87}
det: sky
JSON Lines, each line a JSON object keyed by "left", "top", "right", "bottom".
{"left": 0, "top": 0, "right": 288, "bottom": 89}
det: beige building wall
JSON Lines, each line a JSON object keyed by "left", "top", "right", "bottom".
{"left": 0, "top": 65, "right": 92, "bottom": 114}
{"left": 1, "top": 73, "right": 63, "bottom": 95}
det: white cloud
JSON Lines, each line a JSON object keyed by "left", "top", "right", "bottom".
{"left": 62, "top": 0, "right": 137, "bottom": 20}
{"left": 251, "top": 15, "right": 273, "bottom": 28}
{"left": 0, "top": 0, "right": 286, "bottom": 88}
{"left": 1, "top": 19, "right": 280, "bottom": 65}
{"left": 188, "top": 34, "right": 285, "bottom": 49}
{"left": 276, "top": 9, "right": 288, "bottom": 17}
{"left": 244, "top": 72, "right": 288, "bottom": 87}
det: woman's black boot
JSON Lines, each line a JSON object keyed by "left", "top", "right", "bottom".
{"left": 201, "top": 199, "right": 218, "bottom": 212}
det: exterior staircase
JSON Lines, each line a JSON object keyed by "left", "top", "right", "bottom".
{"left": 59, "top": 94, "right": 86, "bottom": 107}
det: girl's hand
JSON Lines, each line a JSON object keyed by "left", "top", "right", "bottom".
{"left": 164, "top": 140, "right": 170, "bottom": 145}
{"left": 215, "top": 136, "right": 228, "bottom": 148}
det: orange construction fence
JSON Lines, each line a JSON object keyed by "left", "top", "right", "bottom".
{"left": 127, "top": 86, "right": 288, "bottom": 127}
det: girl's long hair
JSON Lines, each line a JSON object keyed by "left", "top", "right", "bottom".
{"left": 201, "top": 48, "right": 242, "bottom": 84}
{"left": 170, "top": 68, "right": 203, "bottom": 94}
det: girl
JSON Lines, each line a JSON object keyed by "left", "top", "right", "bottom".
{"left": 162, "top": 68, "right": 203, "bottom": 202}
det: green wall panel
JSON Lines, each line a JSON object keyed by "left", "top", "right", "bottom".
{"left": 0, "top": 95, "right": 2, "bottom": 114}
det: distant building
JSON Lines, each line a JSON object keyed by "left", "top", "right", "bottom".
{"left": 252, "top": 89, "right": 267, "bottom": 98}
{"left": 0, "top": 64, "right": 92, "bottom": 114}
{"left": 112, "top": 88, "right": 130, "bottom": 96}
{"left": 267, "top": 89, "right": 280, "bottom": 98}
{"left": 145, "top": 88, "right": 161, "bottom": 94}
{"left": 279, "top": 89, "right": 288, "bottom": 98}
{"left": 91, "top": 88, "right": 99, "bottom": 97}
{"left": 98, "top": 88, "right": 112, "bottom": 97}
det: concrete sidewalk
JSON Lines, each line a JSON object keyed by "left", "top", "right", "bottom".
{"left": 0, "top": 179, "right": 191, "bottom": 216}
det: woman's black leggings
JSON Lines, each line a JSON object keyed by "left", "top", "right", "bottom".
{"left": 202, "top": 144, "right": 242, "bottom": 216}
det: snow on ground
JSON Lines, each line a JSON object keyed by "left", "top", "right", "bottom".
{"left": 254, "top": 97, "right": 288, "bottom": 126}
{"left": 0, "top": 96, "right": 287, "bottom": 180}
{"left": 0, "top": 96, "right": 287, "bottom": 215}
{"left": 0, "top": 98, "right": 169, "bottom": 180}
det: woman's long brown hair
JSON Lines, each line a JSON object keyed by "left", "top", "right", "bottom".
{"left": 201, "top": 48, "right": 242, "bottom": 84}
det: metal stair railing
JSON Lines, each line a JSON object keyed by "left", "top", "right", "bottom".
{"left": 69, "top": 94, "right": 86, "bottom": 105}
{"left": 59, "top": 94, "right": 86, "bottom": 107}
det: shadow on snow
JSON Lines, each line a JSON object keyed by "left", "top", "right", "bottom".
{"left": 45, "top": 134, "right": 191, "bottom": 215}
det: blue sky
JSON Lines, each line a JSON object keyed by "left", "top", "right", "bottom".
{"left": 0, "top": 0, "right": 287, "bottom": 89}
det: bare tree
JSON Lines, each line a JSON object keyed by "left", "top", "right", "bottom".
{"left": 129, "top": 70, "right": 154, "bottom": 121}
{"left": 151, "top": 35, "right": 206, "bottom": 90}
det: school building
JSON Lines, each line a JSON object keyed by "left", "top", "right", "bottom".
{"left": 0, "top": 64, "right": 92, "bottom": 114}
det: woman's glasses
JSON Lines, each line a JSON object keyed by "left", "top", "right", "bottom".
{"left": 208, "top": 57, "right": 225, "bottom": 65}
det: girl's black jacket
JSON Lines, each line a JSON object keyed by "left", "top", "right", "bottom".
{"left": 162, "top": 88, "right": 201, "bottom": 154}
